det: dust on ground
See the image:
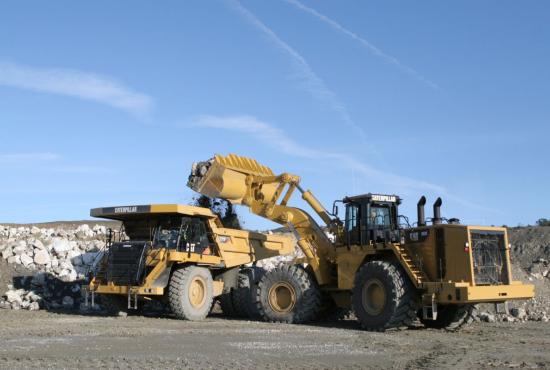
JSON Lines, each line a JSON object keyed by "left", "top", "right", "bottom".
{"left": 0, "top": 310, "right": 548, "bottom": 370}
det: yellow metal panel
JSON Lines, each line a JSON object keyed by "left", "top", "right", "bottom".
{"left": 212, "top": 281, "right": 224, "bottom": 297}
{"left": 149, "top": 204, "right": 217, "bottom": 218}
{"left": 213, "top": 228, "right": 294, "bottom": 268}
{"left": 463, "top": 284, "right": 535, "bottom": 302}
{"left": 166, "top": 251, "right": 221, "bottom": 265}
{"left": 443, "top": 225, "right": 472, "bottom": 283}
{"left": 421, "top": 281, "right": 535, "bottom": 303}
{"left": 91, "top": 284, "right": 164, "bottom": 296}
{"left": 335, "top": 248, "right": 370, "bottom": 290}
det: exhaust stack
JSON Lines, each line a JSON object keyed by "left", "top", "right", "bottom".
{"left": 417, "top": 196, "right": 427, "bottom": 227}
{"left": 433, "top": 197, "right": 443, "bottom": 225}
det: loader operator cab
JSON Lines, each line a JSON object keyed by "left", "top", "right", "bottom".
{"left": 340, "top": 193, "right": 401, "bottom": 246}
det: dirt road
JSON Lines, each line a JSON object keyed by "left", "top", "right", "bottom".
{"left": 0, "top": 311, "right": 548, "bottom": 369}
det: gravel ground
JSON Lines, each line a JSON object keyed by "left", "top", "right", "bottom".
{"left": 0, "top": 311, "right": 548, "bottom": 370}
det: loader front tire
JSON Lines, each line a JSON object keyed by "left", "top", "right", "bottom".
{"left": 352, "top": 260, "right": 418, "bottom": 331}
{"left": 420, "top": 304, "right": 476, "bottom": 331}
{"left": 169, "top": 265, "right": 213, "bottom": 321}
{"left": 256, "top": 264, "right": 321, "bottom": 324}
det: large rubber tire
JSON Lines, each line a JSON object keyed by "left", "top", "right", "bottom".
{"left": 352, "top": 260, "right": 419, "bottom": 331}
{"left": 219, "top": 289, "right": 238, "bottom": 317}
{"left": 420, "top": 304, "right": 476, "bottom": 331}
{"left": 256, "top": 264, "right": 321, "bottom": 324}
{"left": 233, "top": 267, "right": 265, "bottom": 320}
{"left": 169, "top": 265, "right": 214, "bottom": 321}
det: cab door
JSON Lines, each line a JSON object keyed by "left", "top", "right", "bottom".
{"left": 345, "top": 203, "right": 361, "bottom": 246}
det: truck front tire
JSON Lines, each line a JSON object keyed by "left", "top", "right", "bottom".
{"left": 169, "top": 265, "right": 214, "bottom": 321}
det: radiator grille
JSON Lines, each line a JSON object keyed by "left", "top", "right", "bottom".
{"left": 471, "top": 230, "right": 509, "bottom": 285}
{"left": 103, "top": 241, "right": 150, "bottom": 286}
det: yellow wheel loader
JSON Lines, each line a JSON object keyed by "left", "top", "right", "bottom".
{"left": 188, "top": 154, "right": 535, "bottom": 331}
{"left": 86, "top": 204, "right": 293, "bottom": 320}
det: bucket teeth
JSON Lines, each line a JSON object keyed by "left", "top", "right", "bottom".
{"left": 214, "top": 153, "right": 274, "bottom": 177}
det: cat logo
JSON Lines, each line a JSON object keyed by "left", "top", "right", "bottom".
{"left": 371, "top": 194, "right": 397, "bottom": 202}
{"left": 115, "top": 206, "right": 138, "bottom": 213}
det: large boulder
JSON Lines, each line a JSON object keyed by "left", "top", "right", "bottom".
{"left": 7, "top": 255, "right": 21, "bottom": 265}
{"left": 34, "top": 249, "right": 51, "bottom": 265}
{"left": 29, "top": 239, "right": 46, "bottom": 250}
{"left": 12, "top": 240, "right": 28, "bottom": 255}
{"left": 52, "top": 239, "right": 71, "bottom": 254}
{"left": 5, "top": 290, "right": 23, "bottom": 304}
{"left": 2, "top": 247, "right": 12, "bottom": 259}
{"left": 20, "top": 253, "right": 34, "bottom": 267}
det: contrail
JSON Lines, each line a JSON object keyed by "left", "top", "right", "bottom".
{"left": 227, "top": 0, "right": 369, "bottom": 144}
{"left": 284, "top": 0, "right": 439, "bottom": 90}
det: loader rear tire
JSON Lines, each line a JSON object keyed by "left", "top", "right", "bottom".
{"left": 420, "top": 304, "right": 476, "bottom": 331}
{"left": 256, "top": 264, "right": 321, "bottom": 324}
{"left": 169, "top": 265, "right": 214, "bottom": 321}
{"left": 352, "top": 260, "right": 418, "bottom": 331}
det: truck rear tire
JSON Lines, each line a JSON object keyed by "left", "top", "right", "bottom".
{"left": 233, "top": 267, "right": 264, "bottom": 320}
{"left": 420, "top": 304, "right": 476, "bottom": 331}
{"left": 352, "top": 260, "right": 418, "bottom": 331}
{"left": 219, "top": 290, "right": 238, "bottom": 317}
{"left": 256, "top": 264, "right": 321, "bottom": 324}
{"left": 169, "top": 265, "right": 214, "bottom": 321}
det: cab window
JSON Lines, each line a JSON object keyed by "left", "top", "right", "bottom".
{"left": 369, "top": 206, "right": 390, "bottom": 228}
{"left": 345, "top": 204, "right": 359, "bottom": 232}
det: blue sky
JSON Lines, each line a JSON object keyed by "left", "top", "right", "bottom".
{"left": 0, "top": 0, "right": 548, "bottom": 229}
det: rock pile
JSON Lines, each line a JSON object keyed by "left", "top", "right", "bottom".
{"left": 0, "top": 224, "right": 107, "bottom": 311}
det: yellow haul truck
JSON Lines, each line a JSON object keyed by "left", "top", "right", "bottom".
{"left": 188, "top": 154, "right": 535, "bottom": 331}
{"left": 86, "top": 204, "right": 293, "bottom": 320}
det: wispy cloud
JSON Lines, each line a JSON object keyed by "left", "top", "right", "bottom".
{"left": 190, "top": 115, "right": 323, "bottom": 159}
{"left": 283, "top": 0, "right": 439, "bottom": 90}
{"left": 0, "top": 152, "right": 60, "bottom": 163}
{"left": 227, "top": 0, "right": 368, "bottom": 144}
{"left": 190, "top": 115, "right": 444, "bottom": 193}
{"left": 0, "top": 62, "right": 153, "bottom": 117}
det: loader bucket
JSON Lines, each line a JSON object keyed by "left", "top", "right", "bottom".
{"left": 188, "top": 154, "right": 276, "bottom": 205}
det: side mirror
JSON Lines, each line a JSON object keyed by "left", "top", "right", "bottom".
{"left": 332, "top": 204, "right": 339, "bottom": 217}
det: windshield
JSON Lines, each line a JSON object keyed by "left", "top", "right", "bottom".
{"left": 151, "top": 217, "right": 210, "bottom": 252}
{"left": 369, "top": 206, "right": 390, "bottom": 228}
{"left": 153, "top": 227, "right": 181, "bottom": 248}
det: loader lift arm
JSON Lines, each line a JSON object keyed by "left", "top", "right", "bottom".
{"left": 188, "top": 154, "right": 336, "bottom": 284}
